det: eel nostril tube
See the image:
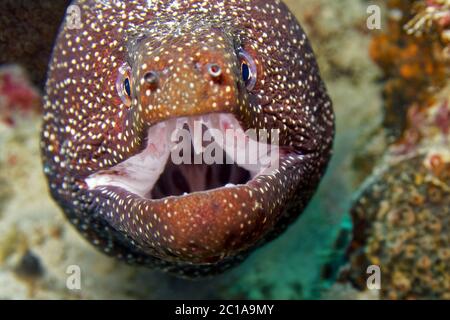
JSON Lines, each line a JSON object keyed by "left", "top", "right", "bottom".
{"left": 144, "top": 71, "right": 159, "bottom": 87}
{"left": 207, "top": 63, "right": 222, "bottom": 79}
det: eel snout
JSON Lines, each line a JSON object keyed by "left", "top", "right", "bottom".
{"left": 133, "top": 30, "right": 242, "bottom": 126}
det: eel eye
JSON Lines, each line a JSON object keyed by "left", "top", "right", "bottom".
{"left": 238, "top": 50, "right": 257, "bottom": 90}
{"left": 116, "top": 63, "right": 132, "bottom": 107}
{"left": 242, "top": 62, "right": 250, "bottom": 83}
{"left": 124, "top": 78, "right": 131, "bottom": 96}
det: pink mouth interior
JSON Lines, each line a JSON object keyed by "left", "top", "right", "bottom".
{"left": 85, "top": 113, "right": 280, "bottom": 200}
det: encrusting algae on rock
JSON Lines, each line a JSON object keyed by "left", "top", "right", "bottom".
{"left": 345, "top": 154, "right": 450, "bottom": 299}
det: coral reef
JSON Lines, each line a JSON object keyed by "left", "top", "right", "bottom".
{"left": 338, "top": 0, "right": 450, "bottom": 300}
{"left": 345, "top": 154, "right": 450, "bottom": 299}
{"left": 369, "top": 0, "right": 449, "bottom": 142}
{"left": 405, "top": 0, "right": 450, "bottom": 43}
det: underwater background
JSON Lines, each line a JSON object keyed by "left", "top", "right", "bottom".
{"left": 0, "top": 0, "right": 449, "bottom": 299}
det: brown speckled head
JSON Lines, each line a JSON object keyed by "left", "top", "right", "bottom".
{"left": 41, "top": 0, "right": 334, "bottom": 277}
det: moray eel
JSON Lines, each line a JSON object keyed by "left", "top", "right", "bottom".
{"left": 41, "top": 0, "right": 334, "bottom": 278}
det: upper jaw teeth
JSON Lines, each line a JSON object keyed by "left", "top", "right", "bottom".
{"left": 170, "top": 114, "right": 281, "bottom": 175}
{"left": 85, "top": 113, "right": 281, "bottom": 198}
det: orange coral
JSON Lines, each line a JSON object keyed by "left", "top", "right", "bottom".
{"left": 369, "top": 0, "right": 449, "bottom": 142}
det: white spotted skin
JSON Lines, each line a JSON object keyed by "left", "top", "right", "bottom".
{"left": 41, "top": 0, "right": 334, "bottom": 278}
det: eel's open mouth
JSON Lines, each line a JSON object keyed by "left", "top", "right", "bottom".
{"left": 85, "top": 113, "right": 282, "bottom": 200}
{"left": 82, "top": 113, "right": 302, "bottom": 264}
